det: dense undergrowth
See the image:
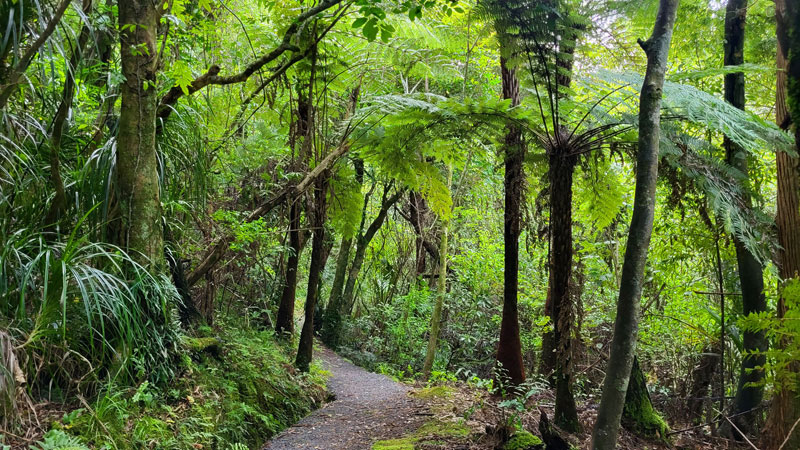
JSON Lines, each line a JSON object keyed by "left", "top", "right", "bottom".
{"left": 2, "top": 317, "right": 327, "bottom": 450}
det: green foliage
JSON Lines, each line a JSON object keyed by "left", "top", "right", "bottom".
{"left": 328, "top": 164, "right": 365, "bottom": 239}
{"left": 505, "top": 431, "right": 544, "bottom": 450}
{"left": 47, "top": 318, "right": 327, "bottom": 449}
{"left": 30, "top": 430, "right": 90, "bottom": 450}
{"left": 740, "top": 279, "right": 800, "bottom": 392}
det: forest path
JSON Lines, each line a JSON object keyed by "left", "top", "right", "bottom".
{"left": 262, "top": 346, "right": 428, "bottom": 449}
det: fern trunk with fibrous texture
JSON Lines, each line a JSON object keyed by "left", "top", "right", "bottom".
{"left": 495, "top": 55, "right": 526, "bottom": 387}
{"left": 548, "top": 25, "right": 580, "bottom": 431}
{"left": 719, "top": 0, "right": 768, "bottom": 439}
{"left": 764, "top": 0, "right": 800, "bottom": 448}
{"left": 591, "top": 1, "right": 679, "bottom": 448}
{"left": 549, "top": 128, "right": 579, "bottom": 431}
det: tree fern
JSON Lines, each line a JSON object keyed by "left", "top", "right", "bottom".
{"left": 348, "top": 93, "right": 530, "bottom": 217}
{"left": 585, "top": 69, "right": 794, "bottom": 154}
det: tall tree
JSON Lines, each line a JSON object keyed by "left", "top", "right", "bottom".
{"left": 296, "top": 175, "right": 330, "bottom": 371}
{"left": 495, "top": 53, "right": 526, "bottom": 387}
{"left": 546, "top": 7, "right": 581, "bottom": 430}
{"left": 340, "top": 186, "right": 405, "bottom": 315}
{"left": 275, "top": 202, "right": 304, "bottom": 335}
{"left": 422, "top": 165, "right": 452, "bottom": 379}
{"left": 116, "top": 0, "right": 164, "bottom": 269}
{"left": 764, "top": 0, "right": 800, "bottom": 447}
{"left": 591, "top": 1, "right": 680, "bottom": 448}
{"left": 276, "top": 79, "right": 315, "bottom": 335}
{"left": 720, "top": 0, "right": 768, "bottom": 438}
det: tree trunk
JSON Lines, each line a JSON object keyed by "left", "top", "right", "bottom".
{"left": 275, "top": 202, "right": 303, "bottom": 335}
{"left": 408, "top": 191, "right": 439, "bottom": 277}
{"left": 320, "top": 90, "right": 361, "bottom": 348}
{"left": 622, "top": 356, "right": 668, "bottom": 440}
{"left": 495, "top": 56, "right": 526, "bottom": 387}
{"left": 687, "top": 342, "right": 721, "bottom": 424}
{"left": 764, "top": 1, "right": 800, "bottom": 447}
{"left": 296, "top": 175, "right": 330, "bottom": 372}
{"left": 591, "top": 1, "right": 679, "bottom": 448}
{"left": 549, "top": 144, "right": 579, "bottom": 431}
{"left": 341, "top": 188, "right": 404, "bottom": 315}
{"left": 719, "top": 0, "right": 768, "bottom": 439}
{"left": 549, "top": 34, "right": 580, "bottom": 431}
{"left": 422, "top": 165, "right": 452, "bottom": 379}
{"left": 44, "top": 0, "right": 93, "bottom": 231}
{"left": 320, "top": 235, "right": 352, "bottom": 348}
{"left": 115, "top": 0, "right": 163, "bottom": 269}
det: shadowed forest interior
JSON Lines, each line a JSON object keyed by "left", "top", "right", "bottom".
{"left": 2, "top": 0, "right": 800, "bottom": 449}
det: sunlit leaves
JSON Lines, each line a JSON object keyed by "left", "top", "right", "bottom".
{"left": 170, "top": 60, "right": 194, "bottom": 95}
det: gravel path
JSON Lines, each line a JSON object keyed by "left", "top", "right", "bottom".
{"left": 263, "top": 346, "right": 427, "bottom": 449}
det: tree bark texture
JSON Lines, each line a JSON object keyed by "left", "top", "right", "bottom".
{"left": 422, "top": 166, "right": 452, "bottom": 379}
{"left": 591, "top": 1, "right": 679, "bottom": 448}
{"left": 764, "top": 1, "right": 800, "bottom": 447}
{"left": 297, "top": 175, "right": 330, "bottom": 372}
{"left": 495, "top": 56, "right": 526, "bottom": 387}
{"left": 116, "top": 0, "right": 164, "bottom": 269}
{"left": 720, "top": 0, "right": 768, "bottom": 438}
{"left": 275, "top": 201, "right": 303, "bottom": 335}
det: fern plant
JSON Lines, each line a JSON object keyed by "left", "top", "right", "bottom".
{"left": 29, "top": 430, "right": 89, "bottom": 450}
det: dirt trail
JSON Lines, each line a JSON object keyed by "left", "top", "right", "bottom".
{"left": 263, "top": 346, "right": 427, "bottom": 449}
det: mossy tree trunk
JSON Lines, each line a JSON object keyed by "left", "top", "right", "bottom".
{"left": 591, "top": 1, "right": 679, "bottom": 448}
{"left": 116, "top": 0, "right": 164, "bottom": 270}
{"left": 320, "top": 234, "right": 352, "bottom": 348}
{"left": 622, "top": 356, "right": 668, "bottom": 440}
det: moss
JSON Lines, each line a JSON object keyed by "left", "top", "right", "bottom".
{"left": 623, "top": 358, "right": 670, "bottom": 442}
{"left": 505, "top": 431, "right": 544, "bottom": 450}
{"left": 182, "top": 336, "right": 221, "bottom": 353}
{"left": 372, "top": 437, "right": 416, "bottom": 449}
{"left": 413, "top": 385, "right": 454, "bottom": 400}
{"left": 623, "top": 396, "right": 669, "bottom": 441}
{"left": 416, "top": 419, "right": 470, "bottom": 438}
{"left": 372, "top": 417, "right": 471, "bottom": 449}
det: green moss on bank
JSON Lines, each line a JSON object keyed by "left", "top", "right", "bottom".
{"left": 372, "top": 417, "right": 470, "bottom": 449}
{"left": 45, "top": 318, "right": 327, "bottom": 449}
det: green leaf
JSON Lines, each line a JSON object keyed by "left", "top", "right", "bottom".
{"left": 171, "top": 60, "right": 194, "bottom": 95}
{"left": 352, "top": 17, "right": 367, "bottom": 28}
{"left": 363, "top": 18, "right": 379, "bottom": 42}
